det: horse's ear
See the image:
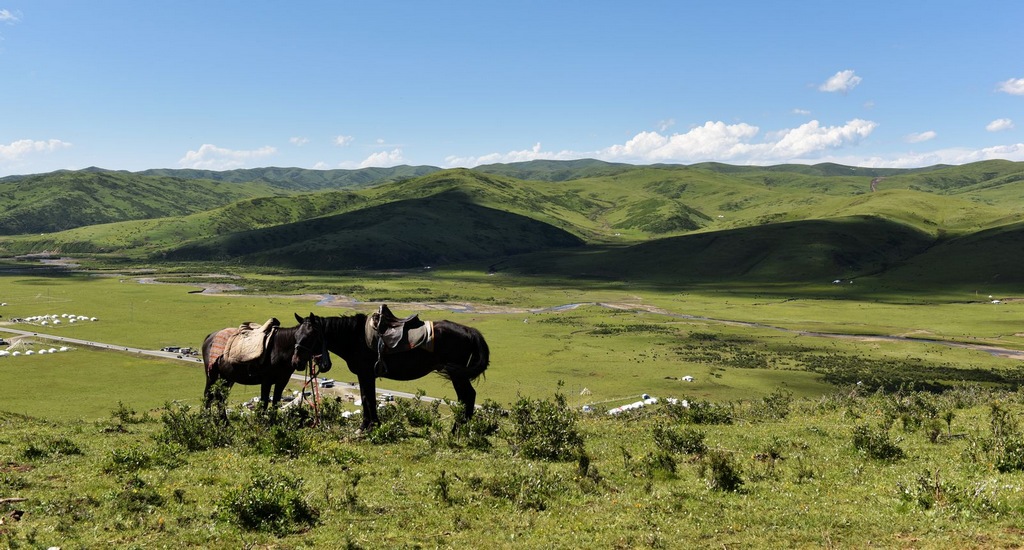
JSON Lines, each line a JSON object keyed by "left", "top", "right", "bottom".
{"left": 295, "top": 313, "right": 304, "bottom": 324}
{"left": 309, "top": 312, "right": 317, "bottom": 320}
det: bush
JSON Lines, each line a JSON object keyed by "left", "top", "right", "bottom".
{"left": 221, "top": 471, "right": 320, "bottom": 535}
{"left": 897, "top": 470, "right": 1010, "bottom": 516}
{"left": 115, "top": 475, "right": 164, "bottom": 515}
{"left": 477, "top": 465, "right": 564, "bottom": 511}
{"left": 748, "top": 390, "right": 793, "bottom": 421}
{"left": 852, "top": 424, "right": 905, "bottom": 461}
{"left": 364, "top": 415, "right": 411, "bottom": 445}
{"left": 155, "top": 403, "right": 233, "bottom": 452}
{"left": 103, "top": 445, "right": 153, "bottom": 475}
{"left": 235, "top": 409, "right": 309, "bottom": 458}
{"left": 666, "top": 399, "right": 734, "bottom": 425}
{"left": 110, "top": 401, "right": 152, "bottom": 425}
{"left": 995, "top": 437, "right": 1024, "bottom": 473}
{"left": 702, "top": 449, "right": 744, "bottom": 492}
{"left": 20, "top": 437, "right": 83, "bottom": 460}
{"left": 652, "top": 424, "right": 706, "bottom": 455}
{"left": 507, "top": 392, "right": 584, "bottom": 461}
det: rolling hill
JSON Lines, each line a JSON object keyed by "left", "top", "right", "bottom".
{"left": 2, "top": 159, "right": 1023, "bottom": 288}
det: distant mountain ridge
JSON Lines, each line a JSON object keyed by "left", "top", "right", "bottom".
{"left": 2, "top": 159, "right": 1023, "bottom": 288}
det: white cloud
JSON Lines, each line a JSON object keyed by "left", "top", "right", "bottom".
{"left": 444, "top": 143, "right": 578, "bottom": 168}
{"left": 905, "top": 131, "right": 937, "bottom": 143}
{"left": 768, "top": 119, "right": 876, "bottom": 157}
{"left": 849, "top": 143, "right": 1024, "bottom": 168}
{"left": 603, "top": 122, "right": 762, "bottom": 161}
{"left": 334, "top": 135, "right": 354, "bottom": 147}
{"left": 657, "top": 118, "right": 675, "bottom": 132}
{"left": 446, "top": 119, "right": 877, "bottom": 168}
{"left": 792, "top": 108, "right": 811, "bottom": 116}
{"left": 358, "top": 148, "right": 404, "bottom": 168}
{"left": 986, "top": 118, "right": 1015, "bottom": 132}
{"left": 290, "top": 136, "right": 309, "bottom": 146}
{"left": 598, "top": 119, "right": 876, "bottom": 163}
{"left": 997, "top": 78, "right": 1024, "bottom": 95}
{"left": 819, "top": 69, "right": 862, "bottom": 93}
{"left": 0, "top": 138, "right": 72, "bottom": 162}
{"left": 0, "top": 9, "right": 20, "bottom": 23}
{"left": 177, "top": 144, "right": 276, "bottom": 170}
{"left": 313, "top": 161, "right": 329, "bottom": 170}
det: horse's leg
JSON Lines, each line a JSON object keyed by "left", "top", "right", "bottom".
{"left": 259, "top": 382, "right": 273, "bottom": 411}
{"left": 203, "top": 370, "right": 219, "bottom": 409}
{"left": 357, "top": 371, "right": 378, "bottom": 432}
{"left": 271, "top": 380, "right": 288, "bottom": 409}
{"left": 450, "top": 376, "right": 477, "bottom": 431}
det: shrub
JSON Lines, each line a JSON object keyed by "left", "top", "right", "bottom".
{"left": 748, "top": 390, "right": 793, "bottom": 421}
{"left": 852, "top": 424, "right": 905, "bottom": 461}
{"left": 666, "top": 399, "right": 734, "bottom": 425}
{"left": 235, "top": 409, "right": 309, "bottom": 458}
{"left": 110, "top": 401, "right": 151, "bottom": 425}
{"left": 432, "top": 470, "right": 455, "bottom": 505}
{"left": 701, "top": 449, "right": 744, "bottom": 492}
{"left": 639, "top": 450, "right": 678, "bottom": 479}
{"left": 897, "top": 470, "right": 1010, "bottom": 516}
{"left": 103, "top": 445, "right": 153, "bottom": 475}
{"left": 364, "top": 416, "right": 411, "bottom": 445}
{"left": 652, "top": 424, "right": 706, "bottom": 455}
{"left": 478, "top": 465, "right": 564, "bottom": 511}
{"left": 995, "top": 437, "right": 1024, "bottom": 473}
{"left": 20, "top": 437, "right": 83, "bottom": 460}
{"left": 221, "top": 471, "right": 320, "bottom": 535}
{"left": 155, "top": 403, "right": 233, "bottom": 452}
{"left": 115, "top": 475, "right": 164, "bottom": 515}
{"left": 507, "top": 392, "right": 584, "bottom": 461}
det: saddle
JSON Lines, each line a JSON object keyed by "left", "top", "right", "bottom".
{"left": 221, "top": 317, "right": 280, "bottom": 365}
{"left": 365, "top": 305, "right": 434, "bottom": 374}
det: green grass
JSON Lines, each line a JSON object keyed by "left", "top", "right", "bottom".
{"left": 2, "top": 270, "right": 1022, "bottom": 414}
{"left": 2, "top": 385, "right": 1024, "bottom": 547}
{"left": 2, "top": 267, "right": 1024, "bottom": 547}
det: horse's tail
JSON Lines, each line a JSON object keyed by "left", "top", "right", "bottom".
{"left": 465, "top": 328, "right": 490, "bottom": 382}
{"left": 438, "top": 325, "right": 489, "bottom": 382}
{"left": 202, "top": 331, "right": 219, "bottom": 378}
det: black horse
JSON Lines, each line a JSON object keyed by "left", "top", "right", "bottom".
{"left": 202, "top": 317, "right": 332, "bottom": 410}
{"left": 292, "top": 310, "right": 489, "bottom": 431}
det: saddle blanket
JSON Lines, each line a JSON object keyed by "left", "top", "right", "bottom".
{"left": 207, "top": 327, "right": 239, "bottom": 372}
{"left": 207, "top": 319, "right": 278, "bottom": 372}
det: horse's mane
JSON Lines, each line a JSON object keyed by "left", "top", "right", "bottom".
{"left": 323, "top": 313, "right": 366, "bottom": 340}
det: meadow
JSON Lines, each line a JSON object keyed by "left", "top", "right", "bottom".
{"left": 2, "top": 267, "right": 1024, "bottom": 547}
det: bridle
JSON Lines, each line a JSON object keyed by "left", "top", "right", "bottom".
{"left": 295, "top": 317, "right": 332, "bottom": 373}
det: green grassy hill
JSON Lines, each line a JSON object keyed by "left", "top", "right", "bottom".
{"left": 2, "top": 160, "right": 1024, "bottom": 288}
{"left": 163, "top": 189, "right": 585, "bottom": 269}
{"left": 136, "top": 164, "right": 441, "bottom": 190}
{"left": 0, "top": 171, "right": 278, "bottom": 235}
{"left": 502, "top": 215, "right": 935, "bottom": 284}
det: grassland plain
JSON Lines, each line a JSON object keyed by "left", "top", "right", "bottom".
{"left": 0, "top": 269, "right": 1023, "bottom": 547}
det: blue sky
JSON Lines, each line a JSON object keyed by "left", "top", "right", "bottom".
{"left": 1, "top": 1, "right": 1022, "bottom": 176}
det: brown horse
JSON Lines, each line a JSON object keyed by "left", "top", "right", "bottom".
{"left": 202, "top": 317, "right": 332, "bottom": 410}
{"left": 292, "top": 311, "right": 489, "bottom": 431}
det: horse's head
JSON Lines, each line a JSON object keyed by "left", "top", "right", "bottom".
{"left": 292, "top": 312, "right": 332, "bottom": 373}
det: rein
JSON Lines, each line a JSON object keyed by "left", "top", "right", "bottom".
{"left": 294, "top": 320, "right": 331, "bottom": 426}
{"left": 299, "top": 357, "right": 322, "bottom": 426}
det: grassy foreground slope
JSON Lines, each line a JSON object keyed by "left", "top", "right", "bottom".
{"left": 2, "top": 381, "right": 1024, "bottom": 548}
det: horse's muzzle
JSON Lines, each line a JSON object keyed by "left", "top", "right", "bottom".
{"left": 315, "top": 353, "right": 332, "bottom": 373}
